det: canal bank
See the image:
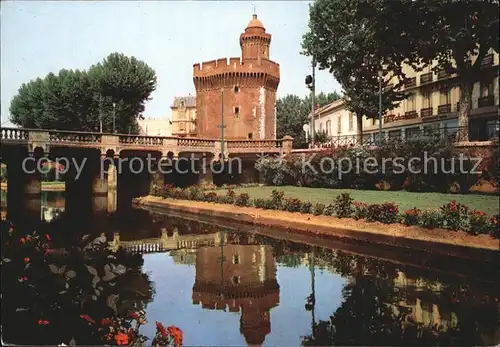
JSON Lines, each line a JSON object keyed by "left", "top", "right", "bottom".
{"left": 1, "top": 182, "right": 65, "bottom": 191}
{"left": 134, "top": 196, "right": 499, "bottom": 263}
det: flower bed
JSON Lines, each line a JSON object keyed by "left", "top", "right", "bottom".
{"left": 150, "top": 185, "right": 499, "bottom": 239}
{"left": 1, "top": 221, "right": 183, "bottom": 346}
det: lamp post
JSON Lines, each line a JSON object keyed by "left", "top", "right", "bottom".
{"left": 305, "top": 57, "right": 316, "bottom": 147}
{"left": 112, "top": 102, "right": 116, "bottom": 133}
{"left": 217, "top": 89, "right": 226, "bottom": 161}
{"left": 378, "top": 69, "right": 383, "bottom": 144}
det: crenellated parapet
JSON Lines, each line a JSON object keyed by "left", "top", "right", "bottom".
{"left": 193, "top": 57, "right": 280, "bottom": 91}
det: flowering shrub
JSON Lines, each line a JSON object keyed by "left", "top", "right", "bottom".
{"left": 152, "top": 322, "right": 183, "bottom": 347}
{"left": 234, "top": 193, "right": 250, "bottom": 207}
{"left": 468, "top": 210, "right": 491, "bottom": 236}
{"left": 283, "top": 198, "right": 303, "bottom": 213}
{"left": 353, "top": 201, "right": 369, "bottom": 220}
{"left": 202, "top": 192, "right": 218, "bottom": 203}
{"left": 323, "top": 204, "right": 336, "bottom": 216}
{"left": 332, "top": 193, "right": 354, "bottom": 218}
{"left": 312, "top": 203, "right": 326, "bottom": 216}
{"left": 420, "top": 210, "right": 443, "bottom": 229}
{"left": 402, "top": 208, "right": 421, "bottom": 226}
{"left": 440, "top": 200, "right": 469, "bottom": 230}
{"left": 489, "top": 215, "right": 499, "bottom": 238}
{"left": 366, "top": 203, "right": 399, "bottom": 224}
{"left": 1, "top": 221, "right": 183, "bottom": 345}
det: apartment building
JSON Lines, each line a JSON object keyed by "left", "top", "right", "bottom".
{"left": 362, "top": 51, "right": 499, "bottom": 143}
{"left": 171, "top": 95, "right": 197, "bottom": 137}
{"left": 311, "top": 98, "right": 358, "bottom": 140}
{"left": 138, "top": 117, "right": 172, "bottom": 136}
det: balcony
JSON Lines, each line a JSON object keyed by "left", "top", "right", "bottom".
{"left": 420, "top": 107, "right": 434, "bottom": 118}
{"left": 478, "top": 95, "right": 495, "bottom": 108}
{"left": 481, "top": 54, "right": 494, "bottom": 68}
{"left": 420, "top": 72, "right": 433, "bottom": 85}
{"left": 438, "top": 104, "right": 452, "bottom": 114}
{"left": 437, "top": 69, "right": 449, "bottom": 80}
{"left": 403, "top": 110, "right": 419, "bottom": 120}
{"left": 405, "top": 77, "right": 417, "bottom": 88}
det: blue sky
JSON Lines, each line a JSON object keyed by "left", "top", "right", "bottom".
{"left": 1, "top": 1, "right": 340, "bottom": 126}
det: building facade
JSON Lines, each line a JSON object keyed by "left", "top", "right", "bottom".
{"left": 171, "top": 96, "right": 197, "bottom": 137}
{"left": 312, "top": 99, "right": 358, "bottom": 140}
{"left": 193, "top": 14, "right": 280, "bottom": 140}
{"left": 138, "top": 117, "right": 172, "bottom": 137}
{"left": 362, "top": 51, "right": 499, "bottom": 143}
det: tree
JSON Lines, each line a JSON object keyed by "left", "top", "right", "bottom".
{"left": 301, "top": 0, "right": 410, "bottom": 143}
{"left": 366, "top": 0, "right": 499, "bottom": 141}
{"left": 9, "top": 53, "right": 157, "bottom": 133}
{"left": 276, "top": 92, "right": 340, "bottom": 148}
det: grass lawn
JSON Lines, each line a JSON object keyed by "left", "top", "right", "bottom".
{"left": 231, "top": 186, "right": 500, "bottom": 216}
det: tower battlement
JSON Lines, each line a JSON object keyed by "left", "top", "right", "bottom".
{"left": 193, "top": 57, "right": 279, "bottom": 78}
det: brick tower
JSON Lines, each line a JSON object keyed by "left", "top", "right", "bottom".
{"left": 193, "top": 13, "right": 280, "bottom": 140}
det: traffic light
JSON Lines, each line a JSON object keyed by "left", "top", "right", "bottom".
{"left": 305, "top": 75, "right": 314, "bottom": 90}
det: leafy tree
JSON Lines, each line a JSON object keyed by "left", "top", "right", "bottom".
{"left": 9, "top": 53, "right": 157, "bottom": 134}
{"left": 302, "top": 0, "right": 407, "bottom": 143}
{"left": 366, "top": 0, "right": 499, "bottom": 141}
{"left": 276, "top": 92, "right": 340, "bottom": 148}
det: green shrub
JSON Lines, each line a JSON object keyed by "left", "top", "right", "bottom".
{"left": 366, "top": 202, "right": 399, "bottom": 224}
{"left": 202, "top": 192, "right": 219, "bottom": 203}
{"left": 253, "top": 198, "right": 272, "bottom": 209}
{"left": 312, "top": 203, "right": 326, "bottom": 216}
{"left": 353, "top": 201, "right": 369, "bottom": 220}
{"left": 187, "top": 186, "right": 202, "bottom": 200}
{"left": 468, "top": 210, "right": 491, "bottom": 236}
{"left": 489, "top": 215, "right": 499, "bottom": 239}
{"left": 224, "top": 188, "right": 236, "bottom": 204}
{"left": 270, "top": 189, "right": 285, "bottom": 210}
{"left": 323, "top": 204, "right": 336, "bottom": 216}
{"left": 440, "top": 200, "right": 469, "bottom": 230}
{"left": 420, "top": 210, "right": 443, "bottom": 229}
{"left": 300, "top": 201, "right": 313, "bottom": 214}
{"left": 332, "top": 193, "right": 354, "bottom": 218}
{"left": 402, "top": 208, "right": 420, "bottom": 226}
{"left": 283, "top": 198, "right": 303, "bottom": 213}
{"left": 234, "top": 193, "right": 250, "bottom": 207}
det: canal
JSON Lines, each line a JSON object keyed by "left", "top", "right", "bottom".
{"left": 1, "top": 191, "right": 499, "bottom": 346}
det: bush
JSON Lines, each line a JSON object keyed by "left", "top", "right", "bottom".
{"left": 402, "top": 208, "right": 420, "bottom": 226}
{"left": 234, "top": 193, "right": 250, "bottom": 207}
{"left": 283, "top": 198, "right": 303, "bottom": 213}
{"left": 440, "top": 200, "right": 469, "bottom": 230}
{"left": 332, "top": 193, "right": 354, "bottom": 218}
{"left": 420, "top": 210, "right": 443, "bottom": 229}
{"left": 270, "top": 189, "right": 285, "bottom": 210}
{"left": 202, "top": 192, "right": 219, "bottom": 203}
{"left": 312, "top": 203, "right": 326, "bottom": 216}
{"left": 323, "top": 204, "right": 336, "bottom": 216}
{"left": 353, "top": 201, "right": 369, "bottom": 220}
{"left": 187, "top": 186, "right": 202, "bottom": 200}
{"left": 224, "top": 188, "right": 236, "bottom": 204}
{"left": 366, "top": 202, "right": 399, "bottom": 224}
{"left": 468, "top": 210, "right": 491, "bottom": 236}
{"left": 489, "top": 215, "right": 499, "bottom": 239}
{"left": 300, "top": 201, "right": 313, "bottom": 214}
{"left": 253, "top": 198, "right": 272, "bottom": 209}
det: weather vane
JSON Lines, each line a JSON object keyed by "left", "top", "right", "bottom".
{"left": 252, "top": 2, "right": 256, "bottom": 14}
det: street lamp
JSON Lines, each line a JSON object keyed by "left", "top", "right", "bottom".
{"left": 305, "top": 57, "right": 316, "bottom": 147}
{"left": 112, "top": 102, "right": 116, "bottom": 133}
{"left": 377, "top": 69, "right": 383, "bottom": 144}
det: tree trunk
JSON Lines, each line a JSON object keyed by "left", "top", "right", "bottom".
{"left": 356, "top": 113, "right": 364, "bottom": 146}
{"left": 458, "top": 79, "right": 473, "bottom": 143}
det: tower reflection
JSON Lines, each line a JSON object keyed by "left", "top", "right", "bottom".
{"left": 192, "top": 231, "right": 280, "bottom": 346}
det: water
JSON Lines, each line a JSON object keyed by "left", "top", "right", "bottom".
{"left": 2, "top": 191, "right": 499, "bottom": 346}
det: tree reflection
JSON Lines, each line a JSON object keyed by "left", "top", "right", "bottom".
{"left": 301, "top": 249, "right": 500, "bottom": 346}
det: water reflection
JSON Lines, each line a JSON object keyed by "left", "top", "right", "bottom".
{"left": 1, "top": 195, "right": 499, "bottom": 346}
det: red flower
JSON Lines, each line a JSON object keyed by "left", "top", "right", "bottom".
{"left": 474, "top": 211, "right": 487, "bottom": 216}
{"left": 128, "top": 312, "right": 139, "bottom": 320}
{"left": 20, "top": 238, "right": 26, "bottom": 244}
{"left": 26, "top": 236, "right": 32, "bottom": 242}
{"left": 44, "top": 249, "right": 54, "bottom": 256}
{"left": 167, "top": 326, "right": 183, "bottom": 346}
{"left": 45, "top": 234, "right": 52, "bottom": 241}
{"left": 114, "top": 332, "right": 129, "bottom": 345}
{"left": 38, "top": 319, "right": 50, "bottom": 325}
{"left": 80, "top": 314, "right": 95, "bottom": 324}
{"left": 101, "top": 318, "right": 112, "bottom": 325}
{"left": 24, "top": 257, "right": 30, "bottom": 263}
{"left": 156, "top": 321, "right": 168, "bottom": 336}
{"left": 19, "top": 276, "right": 28, "bottom": 282}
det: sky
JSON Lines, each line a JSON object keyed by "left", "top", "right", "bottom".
{"left": 0, "top": 0, "right": 341, "bottom": 127}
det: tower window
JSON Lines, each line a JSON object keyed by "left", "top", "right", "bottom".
{"left": 234, "top": 106, "right": 240, "bottom": 114}
{"left": 232, "top": 276, "right": 240, "bottom": 285}
{"left": 232, "top": 254, "right": 240, "bottom": 264}
{"left": 248, "top": 133, "right": 253, "bottom": 139}
{"left": 234, "top": 86, "right": 240, "bottom": 93}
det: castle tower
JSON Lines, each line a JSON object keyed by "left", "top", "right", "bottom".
{"left": 193, "top": 14, "right": 280, "bottom": 140}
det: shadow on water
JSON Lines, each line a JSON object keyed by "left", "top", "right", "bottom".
{"left": 1, "top": 191, "right": 499, "bottom": 346}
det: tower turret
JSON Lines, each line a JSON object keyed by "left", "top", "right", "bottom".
{"left": 240, "top": 14, "right": 271, "bottom": 63}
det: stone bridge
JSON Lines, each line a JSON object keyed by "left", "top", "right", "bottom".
{"left": 0, "top": 127, "right": 293, "bottom": 224}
